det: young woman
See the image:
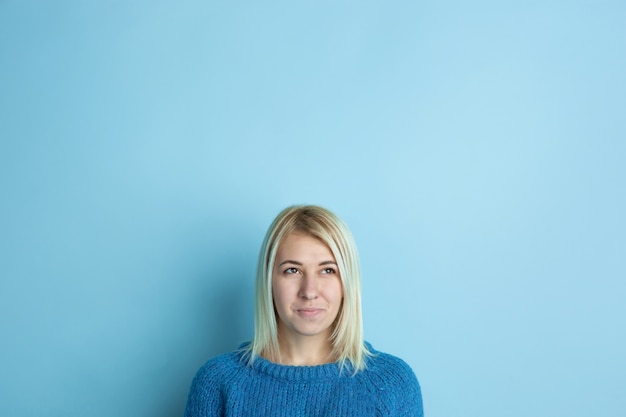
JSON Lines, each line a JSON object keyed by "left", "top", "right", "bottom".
{"left": 185, "top": 205, "right": 423, "bottom": 416}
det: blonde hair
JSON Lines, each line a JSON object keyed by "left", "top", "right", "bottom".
{"left": 246, "top": 205, "right": 370, "bottom": 373}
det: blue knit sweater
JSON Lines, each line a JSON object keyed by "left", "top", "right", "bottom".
{"left": 184, "top": 343, "right": 423, "bottom": 416}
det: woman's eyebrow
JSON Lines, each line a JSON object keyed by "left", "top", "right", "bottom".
{"left": 278, "top": 260, "right": 303, "bottom": 266}
{"left": 277, "top": 260, "right": 337, "bottom": 266}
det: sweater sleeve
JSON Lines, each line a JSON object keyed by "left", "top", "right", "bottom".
{"left": 375, "top": 354, "right": 424, "bottom": 417}
{"left": 184, "top": 361, "right": 224, "bottom": 417}
{"left": 395, "top": 363, "right": 423, "bottom": 417}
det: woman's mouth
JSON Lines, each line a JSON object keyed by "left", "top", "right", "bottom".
{"left": 296, "top": 308, "right": 324, "bottom": 318}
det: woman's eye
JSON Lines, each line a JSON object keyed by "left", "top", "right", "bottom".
{"left": 284, "top": 267, "right": 298, "bottom": 274}
{"left": 321, "top": 268, "right": 336, "bottom": 274}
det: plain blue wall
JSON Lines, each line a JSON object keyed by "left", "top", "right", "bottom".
{"left": 1, "top": 1, "right": 625, "bottom": 416}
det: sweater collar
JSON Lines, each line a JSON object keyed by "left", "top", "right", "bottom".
{"left": 237, "top": 342, "right": 357, "bottom": 381}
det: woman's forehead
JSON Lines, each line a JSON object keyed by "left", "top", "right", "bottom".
{"left": 276, "top": 231, "right": 335, "bottom": 260}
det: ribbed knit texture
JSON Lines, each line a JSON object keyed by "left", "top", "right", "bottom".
{"left": 184, "top": 342, "right": 423, "bottom": 417}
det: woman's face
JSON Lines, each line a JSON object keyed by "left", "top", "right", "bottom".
{"left": 272, "top": 231, "right": 344, "bottom": 344}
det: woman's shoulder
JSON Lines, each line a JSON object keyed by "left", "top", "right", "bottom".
{"left": 191, "top": 346, "right": 250, "bottom": 387}
{"left": 361, "top": 342, "right": 421, "bottom": 390}
{"left": 359, "top": 342, "right": 424, "bottom": 416}
{"left": 185, "top": 347, "right": 250, "bottom": 416}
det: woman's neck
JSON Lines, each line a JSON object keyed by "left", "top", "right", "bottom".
{"left": 270, "top": 331, "right": 335, "bottom": 366}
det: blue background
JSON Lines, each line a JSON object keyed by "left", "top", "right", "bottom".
{"left": 1, "top": 1, "right": 625, "bottom": 416}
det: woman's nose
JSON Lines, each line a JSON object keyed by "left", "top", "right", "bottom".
{"left": 298, "top": 274, "right": 318, "bottom": 300}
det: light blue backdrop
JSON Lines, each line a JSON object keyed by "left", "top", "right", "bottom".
{"left": 1, "top": 1, "right": 625, "bottom": 416}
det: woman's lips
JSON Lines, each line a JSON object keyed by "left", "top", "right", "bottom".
{"left": 295, "top": 308, "right": 324, "bottom": 318}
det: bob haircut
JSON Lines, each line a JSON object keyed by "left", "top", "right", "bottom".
{"left": 246, "top": 205, "right": 370, "bottom": 373}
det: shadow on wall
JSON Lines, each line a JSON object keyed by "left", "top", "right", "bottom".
{"left": 203, "top": 280, "right": 254, "bottom": 358}
{"left": 160, "top": 265, "right": 254, "bottom": 417}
